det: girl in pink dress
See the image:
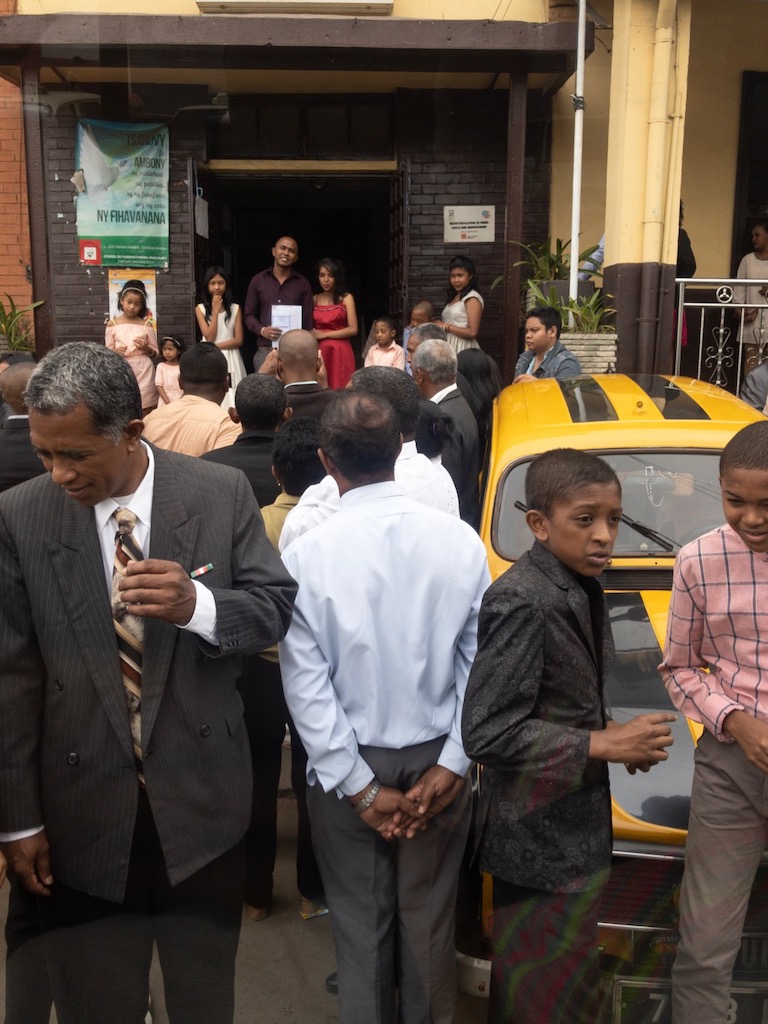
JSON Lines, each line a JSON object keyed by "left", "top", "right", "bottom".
{"left": 312, "top": 257, "right": 358, "bottom": 389}
{"left": 155, "top": 336, "right": 185, "bottom": 407}
{"left": 105, "top": 282, "right": 159, "bottom": 414}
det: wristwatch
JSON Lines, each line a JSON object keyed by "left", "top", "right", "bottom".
{"left": 352, "top": 779, "right": 382, "bottom": 814}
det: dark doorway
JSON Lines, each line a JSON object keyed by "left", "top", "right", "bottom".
{"left": 202, "top": 173, "right": 391, "bottom": 370}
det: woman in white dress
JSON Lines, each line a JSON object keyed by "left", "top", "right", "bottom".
{"left": 195, "top": 266, "right": 247, "bottom": 408}
{"left": 438, "top": 255, "right": 484, "bottom": 354}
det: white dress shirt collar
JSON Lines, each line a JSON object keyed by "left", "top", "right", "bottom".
{"left": 430, "top": 383, "right": 459, "bottom": 405}
{"left": 93, "top": 440, "right": 154, "bottom": 539}
{"left": 339, "top": 480, "right": 402, "bottom": 509}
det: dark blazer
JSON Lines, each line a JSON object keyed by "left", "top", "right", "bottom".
{"left": 462, "top": 542, "right": 614, "bottom": 893}
{"left": 436, "top": 388, "right": 480, "bottom": 529}
{"left": 200, "top": 429, "right": 280, "bottom": 508}
{"left": 0, "top": 446, "right": 297, "bottom": 903}
{"left": 0, "top": 416, "right": 45, "bottom": 492}
{"left": 283, "top": 382, "right": 337, "bottom": 420}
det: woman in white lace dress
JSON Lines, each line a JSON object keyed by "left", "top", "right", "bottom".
{"left": 438, "top": 255, "right": 484, "bottom": 354}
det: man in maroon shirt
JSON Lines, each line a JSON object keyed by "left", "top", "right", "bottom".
{"left": 244, "top": 237, "right": 314, "bottom": 370}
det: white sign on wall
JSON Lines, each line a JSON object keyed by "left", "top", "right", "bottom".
{"left": 443, "top": 206, "right": 495, "bottom": 244}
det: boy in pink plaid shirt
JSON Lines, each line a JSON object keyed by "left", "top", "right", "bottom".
{"left": 661, "top": 419, "right": 768, "bottom": 1024}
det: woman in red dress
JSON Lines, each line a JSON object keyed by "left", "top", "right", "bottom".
{"left": 312, "top": 257, "right": 358, "bottom": 389}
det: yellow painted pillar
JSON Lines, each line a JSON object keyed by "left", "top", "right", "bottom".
{"left": 603, "top": 0, "right": 691, "bottom": 372}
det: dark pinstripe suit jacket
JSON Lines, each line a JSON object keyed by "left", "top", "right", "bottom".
{"left": 0, "top": 446, "right": 297, "bottom": 902}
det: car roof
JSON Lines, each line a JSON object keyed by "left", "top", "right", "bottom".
{"left": 482, "top": 374, "right": 765, "bottom": 578}
{"left": 498, "top": 373, "right": 761, "bottom": 433}
{"left": 489, "top": 373, "right": 765, "bottom": 466}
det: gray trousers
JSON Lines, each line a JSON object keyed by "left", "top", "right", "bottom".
{"left": 308, "top": 737, "right": 471, "bottom": 1024}
{"left": 672, "top": 730, "right": 768, "bottom": 1023}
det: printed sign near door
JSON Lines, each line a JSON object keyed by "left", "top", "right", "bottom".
{"left": 75, "top": 120, "right": 170, "bottom": 268}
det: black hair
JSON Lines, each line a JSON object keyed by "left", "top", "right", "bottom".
{"left": 0, "top": 351, "right": 35, "bottom": 367}
{"left": 320, "top": 391, "right": 400, "bottom": 482}
{"left": 415, "top": 398, "right": 454, "bottom": 459}
{"left": 118, "top": 281, "right": 148, "bottom": 319}
{"left": 316, "top": 257, "right": 348, "bottom": 305}
{"left": 199, "top": 266, "right": 234, "bottom": 328}
{"left": 234, "top": 374, "right": 286, "bottom": 431}
{"left": 273, "top": 416, "right": 325, "bottom": 496}
{"left": 447, "top": 255, "right": 479, "bottom": 301}
{"left": 457, "top": 349, "right": 503, "bottom": 426}
{"left": 374, "top": 316, "right": 398, "bottom": 335}
{"left": 179, "top": 343, "right": 228, "bottom": 386}
{"left": 349, "top": 365, "right": 420, "bottom": 437}
{"left": 753, "top": 219, "right": 768, "bottom": 235}
{"left": 720, "top": 421, "right": 768, "bottom": 476}
{"left": 526, "top": 305, "right": 562, "bottom": 340}
{"left": 160, "top": 336, "right": 185, "bottom": 355}
{"left": 525, "top": 448, "right": 620, "bottom": 518}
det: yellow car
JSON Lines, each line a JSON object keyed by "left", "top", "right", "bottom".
{"left": 473, "top": 373, "right": 768, "bottom": 1021}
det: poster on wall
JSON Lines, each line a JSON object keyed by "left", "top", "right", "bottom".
{"left": 74, "top": 120, "right": 169, "bottom": 269}
{"left": 107, "top": 269, "right": 158, "bottom": 328}
{"left": 443, "top": 206, "right": 495, "bottom": 244}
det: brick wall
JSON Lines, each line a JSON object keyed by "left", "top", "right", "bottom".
{"left": 39, "top": 98, "right": 206, "bottom": 349}
{"left": 36, "top": 84, "right": 550, "bottom": 366}
{"left": 0, "top": 75, "right": 33, "bottom": 326}
{"left": 397, "top": 89, "right": 550, "bottom": 369}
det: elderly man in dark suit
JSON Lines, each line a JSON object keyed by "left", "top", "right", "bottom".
{"left": 412, "top": 337, "right": 480, "bottom": 529}
{"left": 0, "top": 343, "right": 297, "bottom": 1024}
{"left": 0, "top": 361, "right": 45, "bottom": 492}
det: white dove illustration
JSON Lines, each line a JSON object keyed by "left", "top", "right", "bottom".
{"left": 79, "top": 125, "right": 130, "bottom": 199}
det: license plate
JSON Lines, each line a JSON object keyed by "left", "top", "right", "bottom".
{"left": 614, "top": 978, "right": 768, "bottom": 1023}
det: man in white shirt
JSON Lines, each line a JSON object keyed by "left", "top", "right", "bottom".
{"left": 0, "top": 343, "right": 297, "bottom": 1024}
{"left": 279, "top": 366, "right": 458, "bottom": 550}
{"left": 280, "top": 391, "right": 490, "bottom": 1024}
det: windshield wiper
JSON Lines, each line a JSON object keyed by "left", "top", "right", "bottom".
{"left": 513, "top": 501, "right": 678, "bottom": 553}
{"left": 618, "top": 513, "right": 677, "bottom": 553}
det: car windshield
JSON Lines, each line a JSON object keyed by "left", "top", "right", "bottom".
{"left": 494, "top": 450, "right": 723, "bottom": 560}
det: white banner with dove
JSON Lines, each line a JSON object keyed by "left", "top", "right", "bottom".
{"left": 74, "top": 120, "right": 170, "bottom": 269}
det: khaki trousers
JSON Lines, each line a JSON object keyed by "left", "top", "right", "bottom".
{"left": 672, "top": 730, "right": 768, "bottom": 1023}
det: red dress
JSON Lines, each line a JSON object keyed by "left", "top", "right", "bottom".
{"left": 313, "top": 301, "right": 356, "bottom": 389}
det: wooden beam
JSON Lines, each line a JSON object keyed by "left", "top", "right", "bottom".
{"left": 20, "top": 63, "right": 54, "bottom": 358}
{"left": 501, "top": 70, "right": 527, "bottom": 382}
{"left": 0, "top": 15, "right": 590, "bottom": 75}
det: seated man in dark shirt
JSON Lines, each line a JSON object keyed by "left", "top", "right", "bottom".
{"left": 514, "top": 305, "right": 582, "bottom": 382}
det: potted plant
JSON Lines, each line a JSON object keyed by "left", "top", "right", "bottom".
{"left": 0, "top": 294, "right": 43, "bottom": 352}
{"left": 513, "top": 237, "right": 600, "bottom": 310}
{"left": 528, "top": 281, "right": 618, "bottom": 374}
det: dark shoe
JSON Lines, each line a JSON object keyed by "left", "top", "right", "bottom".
{"left": 246, "top": 904, "right": 270, "bottom": 922}
{"left": 325, "top": 971, "right": 338, "bottom": 996}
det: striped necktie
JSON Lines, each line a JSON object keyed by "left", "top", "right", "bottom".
{"left": 112, "top": 507, "right": 145, "bottom": 786}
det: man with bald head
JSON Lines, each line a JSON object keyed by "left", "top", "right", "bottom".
{"left": 0, "top": 361, "right": 45, "bottom": 492}
{"left": 262, "top": 329, "right": 337, "bottom": 420}
{"left": 244, "top": 237, "right": 314, "bottom": 370}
